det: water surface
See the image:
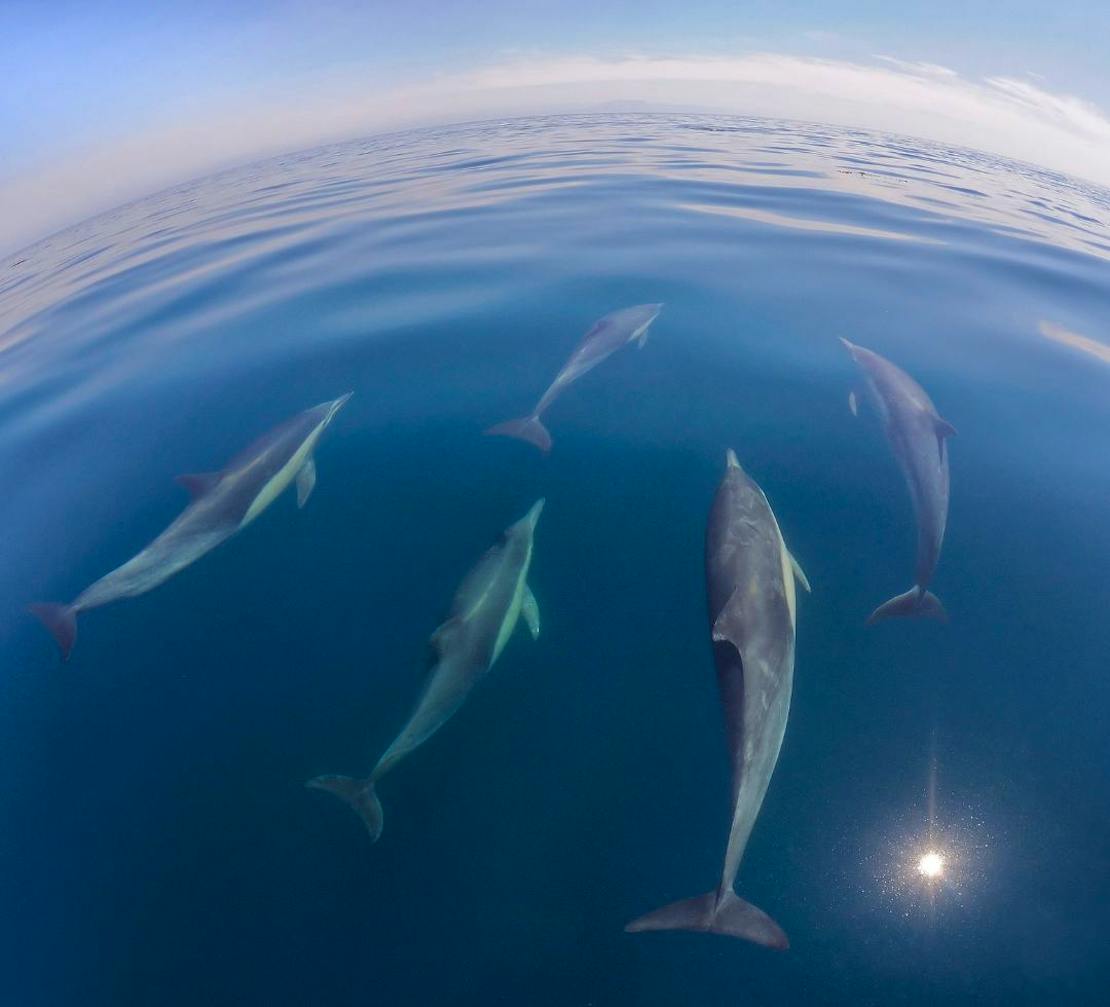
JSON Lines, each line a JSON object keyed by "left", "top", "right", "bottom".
{"left": 2, "top": 114, "right": 1109, "bottom": 1006}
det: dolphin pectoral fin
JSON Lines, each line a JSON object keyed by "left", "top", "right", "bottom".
{"left": 521, "top": 584, "right": 540, "bottom": 640}
{"left": 867, "top": 588, "right": 947, "bottom": 625}
{"left": 626, "top": 889, "right": 788, "bottom": 950}
{"left": 635, "top": 327, "right": 650, "bottom": 349}
{"left": 296, "top": 458, "right": 317, "bottom": 508}
{"left": 306, "top": 774, "right": 383, "bottom": 843}
{"left": 848, "top": 390, "right": 859, "bottom": 416}
{"left": 789, "top": 552, "right": 812, "bottom": 593}
{"left": 175, "top": 471, "right": 221, "bottom": 500}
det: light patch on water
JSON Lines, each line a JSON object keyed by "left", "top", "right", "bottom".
{"left": 1038, "top": 320, "right": 1110, "bottom": 365}
{"left": 678, "top": 201, "right": 940, "bottom": 243}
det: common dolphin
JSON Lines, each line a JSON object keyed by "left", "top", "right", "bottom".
{"left": 626, "top": 451, "right": 808, "bottom": 950}
{"left": 307, "top": 498, "right": 544, "bottom": 843}
{"left": 841, "top": 338, "right": 956, "bottom": 624}
{"left": 485, "top": 303, "right": 662, "bottom": 453}
{"left": 29, "top": 393, "right": 352, "bottom": 660}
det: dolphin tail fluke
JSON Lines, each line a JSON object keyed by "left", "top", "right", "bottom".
{"left": 484, "top": 415, "right": 552, "bottom": 454}
{"left": 625, "top": 889, "right": 788, "bottom": 950}
{"left": 866, "top": 588, "right": 947, "bottom": 625}
{"left": 306, "top": 774, "right": 383, "bottom": 843}
{"left": 28, "top": 603, "right": 77, "bottom": 661}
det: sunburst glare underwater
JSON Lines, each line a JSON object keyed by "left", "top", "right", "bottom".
{"left": 1, "top": 114, "right": 1109, "bottom": 1006}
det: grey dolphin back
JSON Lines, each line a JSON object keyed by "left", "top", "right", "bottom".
{"left": 307, "top": 499, "right": 543, "bottom": 846}
{"left": 841, "top": 338, "right": 955, "bottom": 623}
{"left": 626, "top": 452, "right": 796, "bottom": 950}
{"left": 483, "top": 303, "right": 662, "bottom": 454}
{"left": 28, "top": 393, "right": 351, "bottom": 661}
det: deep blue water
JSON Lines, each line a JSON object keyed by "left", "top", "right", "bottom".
{"left": 2, "top": 114, "right": 1109, "bottom": 1005}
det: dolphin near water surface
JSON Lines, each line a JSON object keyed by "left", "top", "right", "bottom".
{"left": 29, "top": 393, "right": 352, "bottom": 660}
{"left": 307, "top": 498, "right": 544, "bottom": 844}
{"left": 485, "top": 303, "right": 663, "bottom": 453}
{"left": 841, "top": 338, "right": 955, "bottom": 624}
{"left": 626, "top": 451, "right": 808, "bottom": 949}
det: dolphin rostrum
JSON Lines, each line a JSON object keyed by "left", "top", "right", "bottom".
{"left": 485, "top": 303, "right": 662, "bottom": 453}
{"left": 626, "top": 451, "right": 808, "bottom": 950}
{"left": 307, "top": 498, "right": 544, "bottom": 843}
{"left": 29, "top": 393, "right": 352, "bottom": 660}
{"left": 841, "top": 338, "right": 956, "bottom": 624}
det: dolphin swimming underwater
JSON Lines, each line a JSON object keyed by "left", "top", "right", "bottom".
{"left": 841, "top": 338, "right": 956, "bottom": 624}
{"left": 626, "top": 451, "right": 808, "bottom": 950}
{"left": 29, "top": 393, "right": 352, "bottom": 660}
{"left": 307, "top": 498, "right": 544, "bottom": 843}
{"left": 485, "top": 303, "right": 662, "bottom": 453}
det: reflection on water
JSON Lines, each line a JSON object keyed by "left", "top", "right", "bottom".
{"left": 1038, "top": 319, "right": 1110, "bottom": 365}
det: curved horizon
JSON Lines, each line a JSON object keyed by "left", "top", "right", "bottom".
{"left": 4, "top": 40, "right": 1110, "bottom": 255}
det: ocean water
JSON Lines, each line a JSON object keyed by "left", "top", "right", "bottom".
{"left": 1, "top": 114, "right": 1109, "bottom": 1006}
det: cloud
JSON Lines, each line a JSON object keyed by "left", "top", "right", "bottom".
{"left": 873, "top": 55, "right": 959, "bottom": 78}
{"left": 4, "top": 52, "right": 1110, "bottom": 254}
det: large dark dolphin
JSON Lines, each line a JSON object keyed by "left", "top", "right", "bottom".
{"left": 841, "top": 338, "right": 956, "bottom": 623}
{"left": 29, "top": 393, "right": 352, "bottom": 660}
{"left": 307, "top": 498, "right": 544, "bottom": 843}
{"left": 485, "top": 303, "right": 662, "bottom": 453}
{"left": 626, "top": 451, "right": 808, "bottom": 949}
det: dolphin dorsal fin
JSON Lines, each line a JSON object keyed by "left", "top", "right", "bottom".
{"left": 711, "top": 586, "right": 744, "bottom": 649}
{"left": 175, "top": 471, "right": 221, "bottom": 500}
{"left": 933, "top": 414, "right": 957, "bottom": 461}
{"left": 429, "top": 616, "right": 463, "bottom": 656}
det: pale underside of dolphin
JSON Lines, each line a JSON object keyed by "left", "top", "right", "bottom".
{"left": 484, "top": 303, "right": 663, "bottom": 453}
{"left": 841, "top": 338, "right": 955, "bottom": 624}
{"left": 29, "top": 393, "right": 352, "bottom": 660}
{"left": 307, "top": 498, "right": 544, "bottom": 844}
{"left": 626, "top": 451, "right": 808, "bottom": 950}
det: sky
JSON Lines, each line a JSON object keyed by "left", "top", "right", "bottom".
{"left": 3, "top": 0, "right": 1110, "bottom": 253}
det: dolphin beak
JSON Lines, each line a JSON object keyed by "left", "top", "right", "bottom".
{"left": 725, "top": 448, "right": 742, "bottom": 470}
{"left": 838, "top": 337, "right": 857, "bottom": 354}
{"left": 525, "top": 497, "right": 546, "bottom": 527}
{"left": 323, "top": 391, "right": 353, "bottom": 421}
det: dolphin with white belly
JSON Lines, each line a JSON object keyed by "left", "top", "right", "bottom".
{"left": 841, "top": 338, "right": 955, "bottom": 624}
{"left": 626, "top": 451, "right": 808, "bottom": 950}
{"left": 485, "top": 303, "right": 662, "bottom": 453}
{"left": 29, "top": 393, "right": 352, "bottom": 660}
{"left": 307, "top": 498, "right": 544, "bottom": 843}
